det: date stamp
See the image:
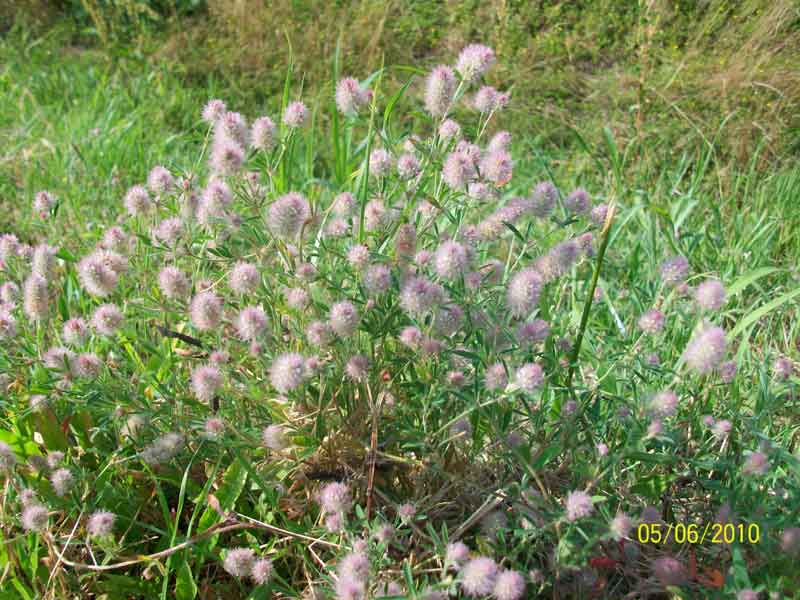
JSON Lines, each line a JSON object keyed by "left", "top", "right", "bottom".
{"left": 637, "top": 522, "right": 761, "bottom": 545}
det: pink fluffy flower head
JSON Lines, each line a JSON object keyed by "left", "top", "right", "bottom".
{"left": 455, "top": 44, "right": 496, "bottom": 82}
{"left": 493, "top": 570, "right": 526, "bottom": 600}
{"left": 695, "top": 279, "right": 726, "bottom": 311}
{"left": 235, "top": 305, "right": 268, "bottom": 341}
{"left": 23, "top": 273, "right": 48, "bottom": 321}
{"left": 123, "top": 185, "right": 152, "bottom": 216}
{"left": 442, "top": 151, "right": 477, "bottom": 189}
{"left": 336, "top": 77, "right": 371, "bottom": 115}
{"left": 515, "top": 363, "right": 544, "bottom": 393}
{"left": 229, "top": 262, "right": 259, "bottom": 295}
{"left": 565, "top": 490, "right": 594, "bottom": 521}
{"left": 202, "top": 99, "right": 227, "bottom": 123}
{"left": 480, "top": 149, "right": 513, "bottom": 186}
{"left": 283, "top": 101, "right": 308, "bottom": 128}
{"left": 30, "top": 242, "right": 56, "bottom": 278}
{"left": 438, "top": 118, "right": 461, "bottom": 142}
{"left": 78, "top": 253, "right": 118, "bottom": 297}
{"left": 638, "top": 309, "right": 664, "bottom": 334}
{"left": 147, "top": 166, "right": 174, "bottom": 194}
{"left": 251, "top": 116, "right": 277, "bottom": 151}
{"left": 369, "top": 149, "right": 393, "bottom": 178}
{"left": 223, "top": 547, "right": 255, "bottom": 579}
{"left": 87, "top": 510, "right": 115, "bottom": 537}
{"left": 397, "top": 153, "right": 421, "bottom": 179}
{"left": 434, "top": 240, "right": 469, "bottom": 280}
{"left": 660, "top": 255, "right": 690, "bottom": 286}
{"left": 189, "top": 291, "right": 223, "bottom": 331}
{"left": 460, "top": 556, "right": 498, "bottom": 597}
{"left": 424, "top": 65, "right": 457, "bottom": 117}
{"left": 262, "top": 424, "right": 288, "bottom": 451}
{"left": 269, "top": 352, "right": 306, "bottom": 393}
{"left": 507, "top": 268, "right": 543, "bottom": 318}
{"left": 191, "top": 364, "right": 223, "bottom": 402}
{"left": 564, "top": 187, "right": 591, "bottom": 214}
{"left": 158, "top": 266, "right": 189, "bottom": 299}
{"left": 91, "top": 304, "right": 123, "bottom": 336}
{"left": 683, "top": 325, "right": 726, "bottom": 374}
{"left": 330, "top": 301, "right": 360, "bottom": 337}
{"left": 268, "top": 192, "right": 310, "bottom": 239}
{"left": 318, "top": 481, "right": 352, "bottom": 516}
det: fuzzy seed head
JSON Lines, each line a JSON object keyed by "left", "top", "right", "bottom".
{"left": 236, "top": 305, "right": 268, "bottom": 341}
{"left": 638, "top": 309, "right": 664, "bottom": 334}
{"left": 564, "top": 187, "right": 591, "bottom": 214}
{"left": 424, "top": 65, "right": 457, "bottom": 117}
{"left": 147, "top": 166, "right": 174, "bottom": 194}
{"left": 400, "top": 276, "right": 445, "bottom": 317}
{"left": 345, "top": 354, "right": 370, "bottom": 381}
{"left": 21, "top": 504, "right": 49, "bottom": 531}
{"left": 434, "top": 240, "right": 469, "bottom": 280}
{"left": 610, "top": 513, "right": 633, "bottom": 540}
{"left": 330, "top": 301, "right": 360, "bottom": 337}
{"left": 507, "top": 268, "right": 543, "bottom": 318}
{"left": 460, "top": 556, "right": 498, "bottom": 597}
{"left": 652, "top": 556, "right": 687, "bottom": 587}
{"left": 516, "top": 319, "right": 549, "bottom": 346}
{"left": 319, "top": 481, "right": 352, "bottom": 516}
{"left": 90, "top": 303, "right": 123, "bottom": 336}
{"left": 268, "top": 192, "right": 310, "bottom": 239}
{"left": 442, "top": 151, "right": 477, "bottom": 189}
{"left": 283, "top": 101, "right": 308, "bottom": 128}
{"left": 336, "top": 77, "right": 371, "bottom": 116}
{"left": 515, "top": 363, "right": 544, "bottom": 393}
{"left": 683, "top": 325, "right": 726, "bottom": 374}
{"left": 397, "top": 153, "right": 421, "bottom": 180}
{"left": 23, "top": 273, "right": 48, "bottom": 321}
{"left": 202, "top": 99, "right": 227, "bottom": 123}
{"left": 123, "top": 185, "right": 152, "bottom": 216}
{"left": 158, "top": 266, "right": 189, "bottom": 299}
{"left": 660, "top": 255, "right": 690, "bottom": 286}
{"left": 484, "top": 363, "right": 508, "bottom": 391}
{"left": 565, "top": 490, "right": 594, "bottom": 521}
{"left": 251, "top": 116, "right": 277, "bottom": 151}
{"left": 87, "top": 510, "right": 115, "bottom": 537}
{"left": 50, "top": 468, "right": 74, "bottom": 497}
{"left": 223, "top": 547, "right": 255, "bottom": 579}
{"left": 364, "top": 264, "right": 391, "bottom": 296}
{"left": 262, "top": 424, "right": 288, "bottom": 451}
{"left": 189, "top": 291, "right": 223, "bottom": 331}
{"left": 251, "top": 558, "right": 273, "bottom": 584}
{"left": 140, "top": 432, "right": 184, "bottom": 465}
{"left": 191, "top": 364, "right": 223, "bottom": 402}
{"left": 209, "top": 137, "right": 244, "bottom": 175}
{"left": 695, "top": 279, "right": 726, "bottom": 311}
{"left": 649, "top": 390, "right": 679, "bottom": 418}
{"left": 78, "top": 254, "right": 118, "bottom": 297}
{"left": 269, "top": 352, "right": 306, "bottom": 393}
{"left": 455, "top": 44, "right": 496, "bottom": 82}
{"left": 493, "top": 570, "right": 526, "bottom": 600}
{"left": 742, "top": 451, "right": 769, "bottom": 476}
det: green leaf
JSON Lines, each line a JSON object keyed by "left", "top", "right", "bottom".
{"left": 196, "top": 460, "right": 247, "bottom": 553}
{"left": 726, "top": 267, "right": 780, "bottom": 297}
{"left": 729, "top": 286, "right": 800, "bottom": 338}
{"left": 175, "top": 559, "right": 197, "bottom": 600}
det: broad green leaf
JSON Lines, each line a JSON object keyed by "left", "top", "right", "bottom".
{"left": 175, "top": 559, "right": 197, "bottom": 600}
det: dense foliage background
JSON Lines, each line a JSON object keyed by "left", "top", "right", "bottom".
{"left": 0, "top": 2, "right": 799, "bottom": 600}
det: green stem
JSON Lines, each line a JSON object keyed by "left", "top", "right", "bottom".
{"left": 566, "top": 203, "right": 616, "bottom": 388}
